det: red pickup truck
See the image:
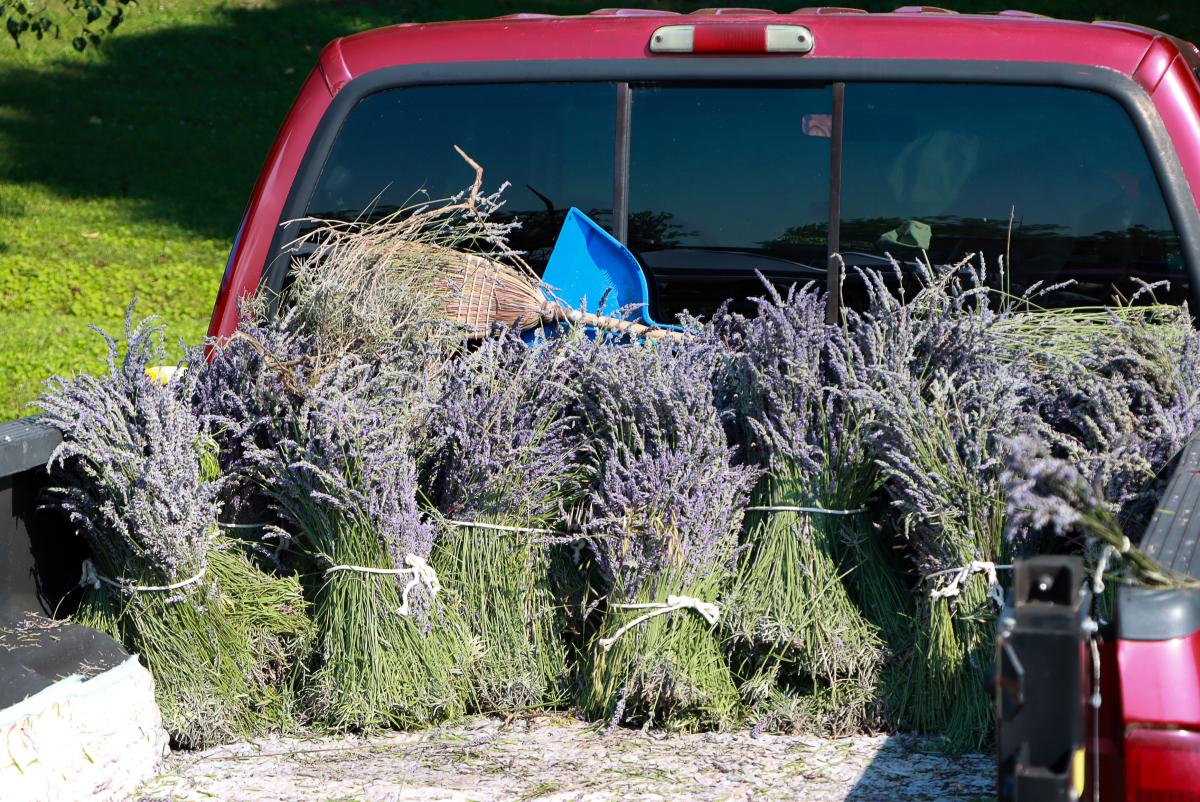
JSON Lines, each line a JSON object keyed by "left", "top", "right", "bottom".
{"left": 5, "top": 7, "right": 1200, "bottom": 800}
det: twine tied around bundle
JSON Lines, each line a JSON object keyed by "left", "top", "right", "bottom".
{"left": 444, "top": 519, "right": 565, "bottom": 536}
{"left": 598, "top": 594, "right": 720, "bottom": 652}
{"left": 440, "top": 517, "right": 586, "bottom": 547}
{"left": 1090, "top": 536, "right": 1130, "bottom": 594}
{"left": 324, "top": 553, "right": 441, "bottom": 617}
{"left": 927, "top": 560, "right": 1008, "bottom": 608}
{"left": 745, "top": 505, "right": 867, "bottom": 516}
{"left": 78, "top": 559, "right": 206, "bottom": 594}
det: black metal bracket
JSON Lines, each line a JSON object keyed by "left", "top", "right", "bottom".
{"left": 997, "top": 555, "right": 1091, "bottom": 802}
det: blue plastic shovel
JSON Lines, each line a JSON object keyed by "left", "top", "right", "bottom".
{"left": 540, "top": 208, "right": 680, "bottom": 334}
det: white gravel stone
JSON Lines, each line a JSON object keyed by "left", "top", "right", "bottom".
{"left": 134, "top": 715, "right": 993, "bottom": 802}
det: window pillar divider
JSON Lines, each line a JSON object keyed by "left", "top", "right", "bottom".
{"left": 613, "top": 82, "right": 632, "bottom": 244}
{"left": 825, "top": 81, "right": 846, "bottom": 325}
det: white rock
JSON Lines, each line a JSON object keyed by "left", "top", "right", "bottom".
{"left": 0, "top": 656, "right": 168, "bottom": 802}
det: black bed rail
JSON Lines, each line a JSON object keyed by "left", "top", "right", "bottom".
{"left": 1139, "top": 435, "right": 1200, "bottom": 579}
{"left": 0, "top": 418, "right": 60, "bottom": 480}
{"left": 1119, "top": 435, "right": 1200, "bottom": 640}
{"left": 1, "top": 418, "right": 63, "bottom": 618}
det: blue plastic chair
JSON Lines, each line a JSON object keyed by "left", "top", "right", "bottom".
{"left": 540, "top": 208, "right": 678, "bottom": 332}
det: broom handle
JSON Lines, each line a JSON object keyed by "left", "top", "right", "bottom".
{"left": 548, "top": 305, "right": 683, "bottom": 342}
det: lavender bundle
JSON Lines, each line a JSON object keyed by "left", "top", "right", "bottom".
{"left": 1003, "top": 436, "right": 1189, "bottom": 588}
{"left": 239, "top": 333, "right": 470, "bottom": 731}
{"left": 863, "top": 366, "right": 1030, "bottom": 749}
{"left": 37, "top": 309, "right": 309, "bottom": 748}
{"left": 423, "top": 333, "right": 581, "bottom": 712}
{"left": 715, "top": 283, "right": 887, "bottom": 734}
{"left": 573, "top": 335, "right": 757, "bottom": 730}
{"left": 1001, "top": 297, "right": 1200, "bottom": 589}
{"left": 847, "top": 264, "right": 1042, "bottom": 751}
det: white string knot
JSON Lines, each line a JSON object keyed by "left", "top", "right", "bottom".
{"left": 324, "top": 554, "right": 441, "bottom": 617}
{"left": 1091, "top": 541, "right": 1123, "bottom": 594}
{"left": 398, "top": 554, "right": 440, "bottom": 617}
{"left": 599, "top": 594, "right": 720, "bottom": 652}
{"left": 928, "top": 560, "right": 1005, "bottom": 608}
{"left": 570, "top": 540, "right": 587, "bottom": 565}
{"left": 78, "top": 558, "right": 206, "bottom": 594}
{"left": 444, "top": 519, "right": 569, "bottom": 536}
{"left": 79, "top": 559, "right": 101, "bottom": 590}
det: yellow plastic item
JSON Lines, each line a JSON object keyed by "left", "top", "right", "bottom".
{"left": 145, "top": 366, "right": 179, "bottom": 385}
{"left": 1072, "top": 747, "right": 1086, "bottom": 799}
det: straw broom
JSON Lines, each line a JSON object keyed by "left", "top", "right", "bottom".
{"left": 434, "top": 243, "right": 678, "bottom": 340}
{"left": 289, "top": 147, "right": 680, "bottom": 354}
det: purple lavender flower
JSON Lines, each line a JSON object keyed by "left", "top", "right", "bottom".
{"left": 36, "top": 304, "right": 220, "bottom": 590}
{"left": 190, "top": 308, "right": 316, "bottom": 518}
{"left": 1028, "top": 308, "right": 1200, "bottom": 539}
{"left": 424, "top": 331, "right": 581, "bottom": 525}
{"left": 708, "top": 277, "right": 878, "bottom": 507}
{"left": 571, "top": 334, "right": 758, "bottom": 594}
{"left": 1001, "top": 434, "right": 1088, "bottom": 541}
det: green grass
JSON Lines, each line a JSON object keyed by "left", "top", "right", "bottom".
{"left": 1, "top": 0, "right": 1196, "bottom": 418}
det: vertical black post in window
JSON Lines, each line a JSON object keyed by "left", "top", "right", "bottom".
{"left": 825, "top": 82, "right": 845, "bottom": 325}
{"left": 613, "top": 82, "right": 632, "bottom": 245}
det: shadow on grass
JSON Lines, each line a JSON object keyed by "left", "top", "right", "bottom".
{"left": 0, "top": 0, "right": 792, "bottom": 242}
{"left": 0, "top": 0, "right": 396, "bottom": 241}
{"left": 0, "top": 0, "right": 1193, "bottom": 242}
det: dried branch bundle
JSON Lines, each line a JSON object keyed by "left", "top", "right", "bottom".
{"left": 286, "top": 147, "right": 675, "bottom": 364}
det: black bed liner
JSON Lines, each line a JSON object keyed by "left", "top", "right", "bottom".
{"left": 0, "top": 418, "right": 60, "bottom": 479}
{"left": 1140, "top": 434, "right": 1200, "bottom": 578}
{"left": 1118, "top": 436, "right": 1200, "bottom": 640}
{"left": 0, "top": 417, "right": 128, "bottom": 712}
{"left": 0, "top": 618, "right": 127, "bottom": 710}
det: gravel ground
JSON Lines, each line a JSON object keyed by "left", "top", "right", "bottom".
{"left": 133, "top": 715, "right": 994, "bottom": 802}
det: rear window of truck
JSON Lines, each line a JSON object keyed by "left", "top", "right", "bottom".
{"left": 626, "top": 85, "right": 832, "bottom": 318}
{"left": 304, "top": 81, "right": 1187, "bottom": 317}
{"left": 839, "top": 83, "right": 1183, "bottom": 309}
{"left": 307, "top": 83, "right": 617, "bottom": 266}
